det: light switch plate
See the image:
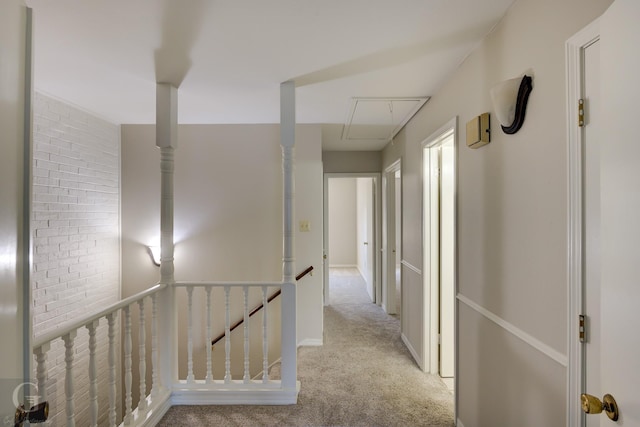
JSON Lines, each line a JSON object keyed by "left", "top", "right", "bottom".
{"left": 299, "top": 220, "right": 311, "bottom": 232}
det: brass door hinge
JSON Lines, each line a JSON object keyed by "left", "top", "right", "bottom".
{"left": 579, "top": 314, "right": 586, "bottom": 343}
{"left": 578, "top": 99, "right": 585, "bottom": 127}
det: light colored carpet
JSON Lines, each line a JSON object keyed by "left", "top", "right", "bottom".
{"left": 158, "top": 268, "right": 454, "bottom": 426}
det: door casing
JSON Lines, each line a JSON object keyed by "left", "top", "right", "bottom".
{"left": 421, "top": 117, "right": 458, "bottom": 378}
{"left": 323, "top": 173, "right": 381, "bottom": 306}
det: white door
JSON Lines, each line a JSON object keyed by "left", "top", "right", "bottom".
{"left": 594, "top": 1, "right": 640, "bottom": 424}
{"left": 580, "top": 1, "right": 640, "bottom": 425}
{"left": 360, "top": 178, "right": 375, "bottom": 301}
{"left": 0, "top": 1, "right": 32, "bottom": 418}
{"left": 383, "top": 163, "right": 400, "bottom": 314}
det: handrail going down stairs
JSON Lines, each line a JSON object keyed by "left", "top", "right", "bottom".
{"left": 211, "top": 265, "right": 314, "bottom": 347}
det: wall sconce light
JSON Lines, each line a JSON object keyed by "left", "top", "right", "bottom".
{"left": 147, "top": 246, "right": 161, "bottom": 267}
{"left": 490, "top": 75, "right": 533, "bottom": 134}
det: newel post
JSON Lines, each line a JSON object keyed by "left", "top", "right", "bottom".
{"left": 156, "top": 83, "right": 178, "bottom": 391}
{"left": 280, "top": 81, "right": 298, "bottom": 394}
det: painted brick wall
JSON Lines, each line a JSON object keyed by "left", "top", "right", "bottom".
{"left": 32, "top": 92, "right": 120, "bottom": 426}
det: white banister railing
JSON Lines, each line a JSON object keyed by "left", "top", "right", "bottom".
{"left": 31, "top": 279, "right": 299, "bottom": 425}
{"left": 170, "top": 281, "right": 299, "bottom": 405}
{"left": 32, "top": 283, "right": 170, "bottom": 427}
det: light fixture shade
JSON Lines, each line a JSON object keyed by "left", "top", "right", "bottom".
{"left": 490, "top": 75, "right": 533, "bottom": 134}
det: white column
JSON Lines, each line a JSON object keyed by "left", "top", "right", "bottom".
{"left": 156, "top": 83, "right": 177, "bottom": 285}
{"left": 280, "top": 81, "right": 297, "bottom": 393}
{"left": 281, "top": 81, "right": 296, "bottom": 283}
{"left": 156, "top": 83, "right": 178, "bottom": 391}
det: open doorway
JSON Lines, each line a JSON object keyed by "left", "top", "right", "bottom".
{"left": 422, "top": 118, "right": 457, "bottom": 390}
{"left": 323, "top": 174, "right": 380, "bottom": 306}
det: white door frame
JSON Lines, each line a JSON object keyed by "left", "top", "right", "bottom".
{"left": 421, "top": 117, "right": 458, "bottom": 375}
{"left": 566, "top": 18, "right": 600, "bottom": 427}
{"left": 323, "top": 173, "right": 381, "bottom": 306}
{"left": 382, "top": 160, "right": 401, "bottom": 314}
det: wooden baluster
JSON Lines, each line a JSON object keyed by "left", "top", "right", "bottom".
{"left": 86, "top": 320, "right": 99, "bottom": 427}
{"left": 124, "top": 306, "right": 133, "bottom": 425}
{"left": 62, "top": 331, "right": 77, "bottom": 427}
{"left": 243, "top": 286, "right": 250, "bottom": 383}
{"left": 205, "top": 287, "right": 213, "bottom": 383}
{"left": 107, "top": 313, "right": 117, "bottom": 427}
{"left": 138, "top": 299, "right": 147, "bottom": 413}
{"left": 224, "top": 286, "right": 231, "bottom": 383}
{"left": 262, "top": 286, "right": 269, "bottom": 382}
{"left": 151, "top": 293, "right": 159, "bottom": 397}
{"left": 34, "top": 343, "right": 50, "bottom": 409}
{"left": 186, "top": 287, "right": 195, "bottom": 383}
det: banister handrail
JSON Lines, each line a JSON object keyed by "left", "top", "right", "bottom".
{"left": 296, "top": 266, "right": 313, "bottom": 281}
{"left": 210, "top": 266, "right": 313, "bottom": 346}
{"left": 33, "top": 282, "right": 166, "bottom": 349}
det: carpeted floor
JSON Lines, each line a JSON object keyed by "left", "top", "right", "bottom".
{"left": 158, "top": 268, "right": 454, "bottom": 426}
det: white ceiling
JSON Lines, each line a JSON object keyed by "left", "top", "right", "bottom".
{"left": 28, "top": 0, "right": 515, "bottom": 150}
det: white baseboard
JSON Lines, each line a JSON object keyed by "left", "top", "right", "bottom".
{"left": 136, "top": 389, "right": 172, "bottom": 427}
{"left": 328, "top": 264, "right": 357, "bottom": 268}
{"left": 171, "top": 382, "right": 300, "bottom": 405}
{"left": 401, "top": 333, "right": 425, "bottom": 371}
{"left": 457, "top": 418, "right": 465, "bottom": 427}
{"left": 298, "top": 338, "right": 323, "bottom": 347}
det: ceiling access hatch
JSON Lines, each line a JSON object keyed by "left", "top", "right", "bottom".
{"left": 342, "top": 97, "right": 429, "bottom": 141}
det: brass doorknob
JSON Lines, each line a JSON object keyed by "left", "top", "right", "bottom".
{"left": 581, "top": 393, "right": 619, "bottom": 421}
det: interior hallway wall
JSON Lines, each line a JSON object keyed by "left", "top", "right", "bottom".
{"left": 381, "top": 0, "right": 613, "bottom": 424}
{"left": 328, "top": 178, "right": 357, "bottom": 267}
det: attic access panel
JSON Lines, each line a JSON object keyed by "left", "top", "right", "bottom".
{"left": 342, "top": 97, "right": 429, "bottom": 141}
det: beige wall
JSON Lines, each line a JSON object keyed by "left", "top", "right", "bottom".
{"left": 382, "top": 0, "right": 612, "bottom": 425}
{"left": 322, "top": 151, "right": 381, "bottom": 173}
{"left": 121, "top": 124, "right": 324, "bottom": 345}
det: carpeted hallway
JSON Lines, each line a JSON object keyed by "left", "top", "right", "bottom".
{"left": 158, "top": 268, "right": 454, "bottom": 426}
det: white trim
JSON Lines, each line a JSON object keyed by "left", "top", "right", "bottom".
{"left": 328, "top": 264, "right": 358, "bottom": 269}
{"left": 456, "top": 419, "right": 465, "bottom": 427}
{"left": 420, "top": 116, "right": 458, "bottom": 414}
{"left": 171, "top": 382, "right": 301, "bottom": 405}
{"left": 566, "top": 18, "right": 600, "bottom": 427}
{"left": 298, "top": 338, "right": 323, "bottom": 347}
{"left": 401, "top": 333, "right": 425, "bottom": 371}
{"left": 457, "top": 294, "right": 568, "bottom": 367}
{"left": 135, "top": 389, "right": 172, "bottom": 427}
{"left": 400, "top": 259, "right": 421, "bottom": 275}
